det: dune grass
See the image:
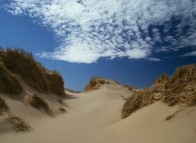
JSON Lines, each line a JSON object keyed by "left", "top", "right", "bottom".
{"left": 84, "top": 77, "right": 109, "bottom": 91}
{"left": 7, "top": 113, "right": 31, "bottom": 132}
{"left": 122, "top": 64, "right": 196, "bottom": 119}
{"left": 0, "top": 96, "right": 9, "bottom": 115}
{"left": 0, "top": 62, "right": 24, "bottom": 95}
{"left": 153, "top": 73, "right": 169, "bottom": 85}
{"left": 46, "top": 71, "right": 66, "bottom": 96}
{"left": 0, "top": 48, "right": 66, "bottom": 96}
{"left": 0, "top": 48, "right": 49, "bottom": 93}
{"left": 122, "top": 89, "right": 155, "bottom": 118}
{"left": 28, "top": 93, "right": 49, "bottom": 112}
{"left": 123, "top": 85, "right": 133, "bottom": 91}
{"left": 163, "top": 65, "right": 196, "bottom": 106}
{"left": 59, "top": 107, "right": 66, "bottom": 112}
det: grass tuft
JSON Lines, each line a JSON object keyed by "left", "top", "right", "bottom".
{"left": 163, "top": 64, "right": 196, "bottom": 106}
{"left": 59, "top": 107, "right": 66, "bottom": 112}
{"left": 84, "top": 77, "right": 109, "bottom": 92}
{"left": 0, "top": 96, "right": 9, "bottom": 115}
{"left": 7, "top": 113, "right": 31, "bottom": 132}
{"left": 0, "top": 62, "right": 24, "bottom": 95}
{"left": 122, "top": 89, "right": 154, "bottom": 118}
{"left": 28, "top": 93, "right": 49, "bottom": 112}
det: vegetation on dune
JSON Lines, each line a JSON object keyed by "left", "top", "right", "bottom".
{"left": 84, "top": 77, "right": 111, "bottom": 92}
{"left": 0, "top": 96, "right": 9, "bottom": 115}
{"left": 0, "top": 61, "right": 24, "bottom": 95}
{"left": 7, "top": 113, "right": 31, "bottom": 132}
{"left": 122, "top": 89, "right": 154, "bottom": 118}
{"left": 27, "top": 93, "right": 49, "bottom": 112}
{"left": 123, "top": 85, "right": 134, "bottom": 91}
{"left": 163, "top": 65, "right": 196, "bottom": 106}
{"left": 59, "top": 107, "right": 66, "bottom": 112}
{"left": 0, "top": 48, "right": 65, "bottom": 96}
{"left": 46, "top": 71, "right": 65, "bottom": 96}
{"left": 122, "top": 64, "right": 196, "bottom": 119}
{"left": 153, "top": 73, "right": 169, "bottom": 85}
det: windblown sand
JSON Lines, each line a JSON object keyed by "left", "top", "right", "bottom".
{"left": 0, "top": 84, "right": 196, "bottom": 143}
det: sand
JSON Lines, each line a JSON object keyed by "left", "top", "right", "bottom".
{"left": 0, "top": 84, "right": 196, "bottom": 143}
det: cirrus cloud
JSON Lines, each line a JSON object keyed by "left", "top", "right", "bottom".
{"left": 3, "top": 0, "right": 196, "bottom": 63}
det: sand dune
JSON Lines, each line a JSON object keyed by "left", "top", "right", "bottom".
{"left": 0, "top": 83, "right": 196, "bottom": 143}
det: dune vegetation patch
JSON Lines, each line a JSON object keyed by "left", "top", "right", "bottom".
{"left": 0, "top": 48, "right": 49, "bottom": 93}
{"left": 0, "top": 48, "right": 66, "bottom": 96}
{"left": 7, "top": 113, "right": 31, "bottom": 132}
{"left": 59, "top": 107, "right": 66, "bottom": 113}
{"left": 27, "top": 93, "right": 50, "bottom": 112}
{"left": 0, "top": 62, "right": 24, "bottom": 95}
{"left": 85, "top": 77, "right": 108, "bottom": 92}
{"left": 122, "top": 89, "right": 155, "bottom": 118}
{"left": 46, "top": 71, "right": 66, "bottom": 96}
{"left": 163, "top": 65, "right": 196, "bottom": 106}
{"left": 123, "top": 85, "right": 134, "bottom": 91}
{"left": 122, "top": 64, "right": 196, "bottom": 119}
{"left": 0, "top": 96, "right": 9, "bottom": 115}
{"left": 84, "top": 77, "right": 112, "bottom": 92}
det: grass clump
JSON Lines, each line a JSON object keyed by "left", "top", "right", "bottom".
{"left": 163, "top": 64, "right": 196, "bottom": 106}
{"left": 0, "top": 48, "right": 66, "bottom": 96}
{"left": 59, "top": 107, "right": 66, "bottom": 112}
{"left": 124, "top": 85, "right": 133, "bottom": 91}
{"left": 84, "top": 77, "right": 109, "bottom": 92}
{"left": 46, "top": 71, "right": 66, "bottom": 96}
{"left": 28, "top": 93, "right": 49, "bottom": 112}
{"left": 122, "top": 64, "right": 196, "bottom": 119}
{"left": 7, "top": 113, "right": 31, "bottom": 132}
{"left": 153, "top": 73, "right": 169, "bottom": 85}
{"left": 0, "top": 48, "right": 49, "bottom": 93}
{"left": 122, "top": 89, "right": 155, "bottom": 118}
{"left": 0, "top": 96, "right": 9, "bottom": 115}
{"left": 0, "top": 62, "right": 24, "bottom": 95}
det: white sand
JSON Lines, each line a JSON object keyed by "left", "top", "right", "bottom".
{"left": 0, "top": 84, "right": 196, "bottom": 143}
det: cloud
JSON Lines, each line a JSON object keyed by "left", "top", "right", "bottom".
{"left": 182, "top": 51, "right": 196, "bottom": 57}
{"left": 3, "top": 0, "right": 196, "bottom": 63}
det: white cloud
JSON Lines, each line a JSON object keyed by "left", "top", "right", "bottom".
{"left": 147, "top": 57, "right": 162, "bottom": 62}
{"left": 182, "top": 51, "right": 196, "bottom": 57}
{"left": 3, "top": 0, "right": 196, "bottom": 63}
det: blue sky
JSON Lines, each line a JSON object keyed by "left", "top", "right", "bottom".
{"left": 0, "top": 0, "right": 196, "bottom": 91}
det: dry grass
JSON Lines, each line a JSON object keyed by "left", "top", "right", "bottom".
{"left": 122, "top": 64, "right": 196, "bottom": 119}
{"left": 84, "top": 77, "right": 109, "bottom": 92}
{"left": 46, "top": 71, "right": 66, "bottom": 96}
{"left": 7, "top": 113, "right": 31, "bottom": 132}
{"left": 0, "top": 62, "right": 24, "bottom": 95}
{"left": 163, "top": 64, "right": 196, "bottom": 106}
{"left": 59, "top": 107, "right": 66, "bottom": 112}
{"left": 0, "top": 48, "right": 49, "bottom": 93}
{"left": 124, "top": 85, "right": 133, "bottom": 91}
{"left": 0, "top": 48, "right": 65, "bottom": 96}
{"left": 122, "top": 89, "right": 155, "bottom": 118}
{"left": 0, "top": 96, "right": 9, "bottom": 115}
{"left": 165, "top": 114, "right": 175, "bottom": 121}
{"left": 165, "top": 110, "right": 181, "bottom": 121}
{"left": 28, "top": 93, "right": 49, "bottom": 112}
{"left": 153, "top": 73, "right": 169, "bottom": 85}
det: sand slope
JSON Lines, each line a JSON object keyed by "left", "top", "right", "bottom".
{"left": 0, "top": 84, "right": 196, "bottom": 143}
